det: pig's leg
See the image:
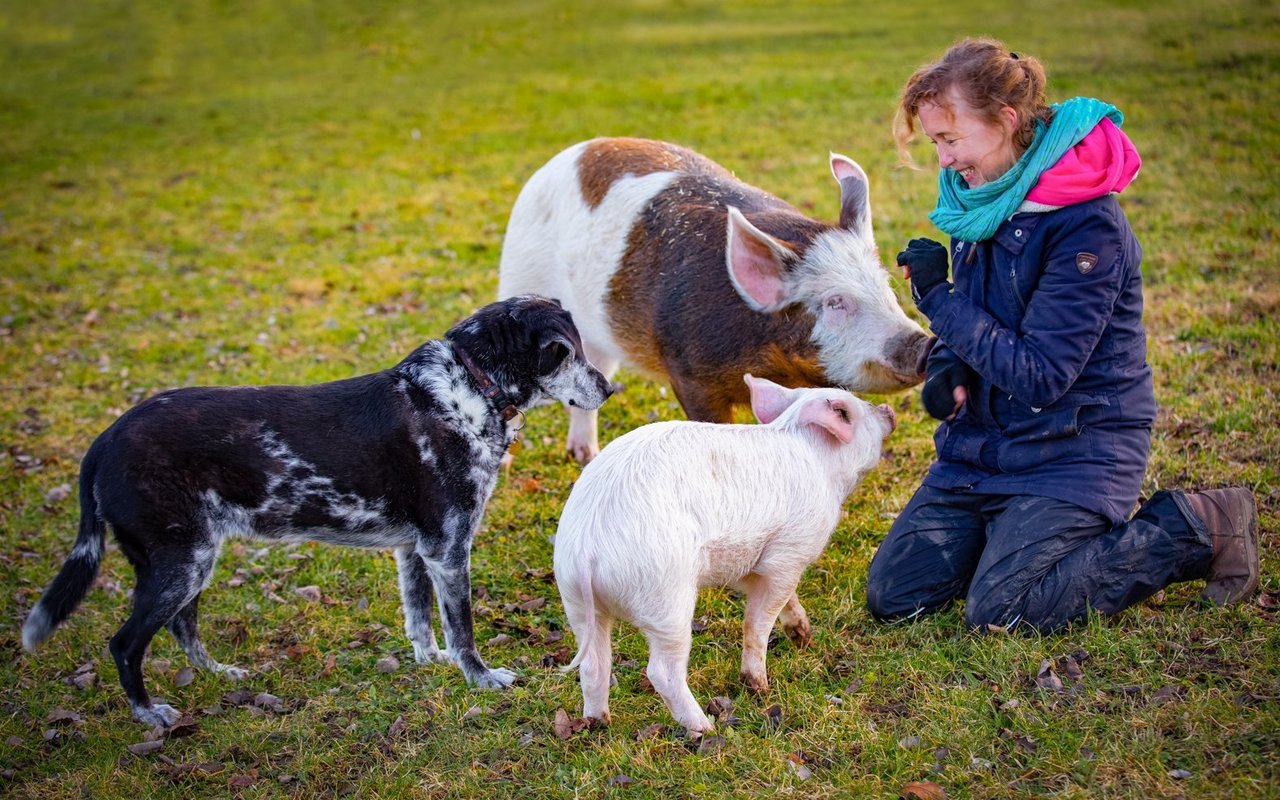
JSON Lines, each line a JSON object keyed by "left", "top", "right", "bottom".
{"left": 579, "top": 615, "right": 614, "bottom": 725}
{"left": 778, "top": 592, "right": 812, "bottom": 648}
{"left": 738, "top": 572, "right": 802, "bottom": 693}
{"left": 639, "top": 591, "right": 713, "bottom": 734}
{"left": 667, "top": 374, "right": 735, "bottom": 423}
{"left": 566, "top": 346, "right": 618, "bottom": 463}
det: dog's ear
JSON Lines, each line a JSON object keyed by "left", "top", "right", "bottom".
{"left": 537, "top": 330, "right": 574, "bottom": 373}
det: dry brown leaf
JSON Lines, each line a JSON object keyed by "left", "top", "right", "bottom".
{"left": 553, "top": 708, "right": 573, "bottom": 740}
{"left": 900, "top": 780, "right": 947, "bottom": 799}
{"left": 46, "top": 708, "right": 82, "bottom": 726}
{"left": 1035, "top": 659, "right": 1064, "bottom": 692}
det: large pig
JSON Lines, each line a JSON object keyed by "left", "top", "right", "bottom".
{"left": 498, "top": 137, "right": 929, "bottom": 462}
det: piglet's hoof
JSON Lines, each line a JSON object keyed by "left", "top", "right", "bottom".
{"left": 740, "top": 671, "right": 769, "bottom": 694}
{"left": 784, "top": 621, "right": 812, "bottom": 649}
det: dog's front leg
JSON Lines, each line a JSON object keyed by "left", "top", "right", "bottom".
{"left": 394, "top": 546, "right": 452, "bottom": 665}
{"left": 419, "top": 544, "right": 516, "bottom": 689}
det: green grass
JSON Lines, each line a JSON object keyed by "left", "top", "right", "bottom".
{"left": 2, "top": 0, "right": 1277, "bottom": 797}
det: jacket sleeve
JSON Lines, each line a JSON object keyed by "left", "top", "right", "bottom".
{"left": 918, "top": 206, "right": 1127, "bottom": 407}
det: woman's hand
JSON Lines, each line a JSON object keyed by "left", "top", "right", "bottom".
{"left": 921, "top": 359, "right": 971, "bottom": 421}
{"left": 896, "top": 238, "right": 950, "bottom": 303}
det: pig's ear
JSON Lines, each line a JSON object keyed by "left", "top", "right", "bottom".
{"left": 796, "top": 395, "right": 856, "bottom": 444}
{"left": 744, "top": 373, "right": 797, "bottom": 424}
{"left": 830, "top": 153, "right": 874, "bottom": 242}
{"left": 726, "top": 207, "right": 797, "bottom": 312}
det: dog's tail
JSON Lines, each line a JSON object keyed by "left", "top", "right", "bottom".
{"left": 23, "top": 449, "right": 106, "bottom": 653}
{"left": 561, "top": 561, "right": 598, "bottom": 674}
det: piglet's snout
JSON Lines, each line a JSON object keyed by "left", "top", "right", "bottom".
{"left": 876, "top": 403, "right": 897, "bottom": 434}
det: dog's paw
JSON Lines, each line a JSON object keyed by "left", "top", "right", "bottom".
{"left": 221, "top": 665, "right": 250, "bottom": 681}
{"left": 412, "top": 643, "right": 454, "bottom": 665}
{"left": 470, "top": 667, "right": 518, "bottom": 689}
{"left": 133, "top": 702, "right": 182, "bottom": 727}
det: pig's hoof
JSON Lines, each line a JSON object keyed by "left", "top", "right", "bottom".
{"left": 586, "top": 712, "right": 611, "bottom": 727}
{"left": 740, "top": 671, "right": 769, "bottom": 694}
{"left": 565, "top": 441, "right": 598, "bottom": 465}
{"left": 784, "top": 622, "right": 812, "bottom": 649}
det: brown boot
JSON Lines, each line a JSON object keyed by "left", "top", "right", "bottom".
{"left": 1177, "top": 488, "right": 1260, "bottom": 605}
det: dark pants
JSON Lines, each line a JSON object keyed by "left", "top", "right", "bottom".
{"left": 865, "top": 486, "right": 1213, "bottom": 633}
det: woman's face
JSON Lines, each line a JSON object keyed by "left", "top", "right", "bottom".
{"left": 918, "top": 87, "right": 1019, "bottom": 188}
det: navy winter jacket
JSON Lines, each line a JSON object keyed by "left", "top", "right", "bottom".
{"left": 915, "top": 194, "right": 1156, "bottom": 525}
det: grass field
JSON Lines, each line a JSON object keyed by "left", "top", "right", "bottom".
{"left": 2, "top": 0, "right": 1277, "bottom": 797}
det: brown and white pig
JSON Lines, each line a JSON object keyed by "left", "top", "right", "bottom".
{"left": 498, "top": 137, "right": 930, "bottom": 463}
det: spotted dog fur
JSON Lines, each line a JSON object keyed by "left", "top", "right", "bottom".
{"left": 22, "top": 295, "right": 613, "bottom": 726}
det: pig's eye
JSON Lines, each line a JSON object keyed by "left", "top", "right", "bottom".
{"left": 825, "top": 294, "right": 854, "bottom": 313}
{"left": 831, "top": 401, "right": 850, "bottom": 423}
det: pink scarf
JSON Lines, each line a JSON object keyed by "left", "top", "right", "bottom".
{"left": 1026, "top": 117, "right": 1142, "bottom": 206}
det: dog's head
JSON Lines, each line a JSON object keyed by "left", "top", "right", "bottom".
{"left": 443, "top": 295, "right": 613, "bottom": 413}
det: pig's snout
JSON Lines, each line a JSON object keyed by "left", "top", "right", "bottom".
{"left": 877, "top": 403, "right": 897, "bottom": 434}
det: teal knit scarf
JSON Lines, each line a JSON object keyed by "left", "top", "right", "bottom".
{"left": 929, "top": 97, "right": 1124, "bottom": 242}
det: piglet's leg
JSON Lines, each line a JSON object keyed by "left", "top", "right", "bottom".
{"left": 778, "top": 592, "right": 812, "bottom": 648}
{"left": 643, "top": 627, "right": 713, "bottom": 734}
{"left": 738, "top": 573, "right": 801, "bottom": 694}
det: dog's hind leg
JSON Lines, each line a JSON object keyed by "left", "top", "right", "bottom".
{"left": 110, "top": 555, "right": 202, "bottom": 727}
{"left": 394, "top": 545, "right": 452, "bottom": 665}
{"left": 166, "top": 593, "right": 248, "bottom": 680}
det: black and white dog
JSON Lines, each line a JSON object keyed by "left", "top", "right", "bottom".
{"left": 22, "top": 295, "right": 613, "bottom": 726}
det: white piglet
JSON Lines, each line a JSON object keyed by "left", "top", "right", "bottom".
{"left": 553, "top": 374, "right": 896, "bottom": 733}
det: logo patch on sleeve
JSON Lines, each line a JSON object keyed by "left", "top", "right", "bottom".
{"left": 1076, "top": 252, "right": 1099, "bottom": 274}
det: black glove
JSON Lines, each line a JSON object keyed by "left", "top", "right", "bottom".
{"left": 896, "top": 238, "right": 950, "bottom": 303}
{"left": 921, "top": 358, "right": 972, "bottom": 420}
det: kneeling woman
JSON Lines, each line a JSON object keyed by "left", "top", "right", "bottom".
{"left": 868, "top": 37, "right": 1259, "bottom": 633}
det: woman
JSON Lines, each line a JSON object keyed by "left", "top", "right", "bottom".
{"left": 866, "top": 38, "right": 1259, "bottom": 633}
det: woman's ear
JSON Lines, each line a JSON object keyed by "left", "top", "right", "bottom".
{"left": 999, "top": 105, "right": 1019, "bottom": 136}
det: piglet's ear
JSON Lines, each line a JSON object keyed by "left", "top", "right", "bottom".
{"left": 797, "top": 396, "right": 856, "bottom": 444}
{"left": 726, "top": 207, "right": 796, "bottom": 313}
{"left": 745, "top": 374, "right": 796, "bottom": 424}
